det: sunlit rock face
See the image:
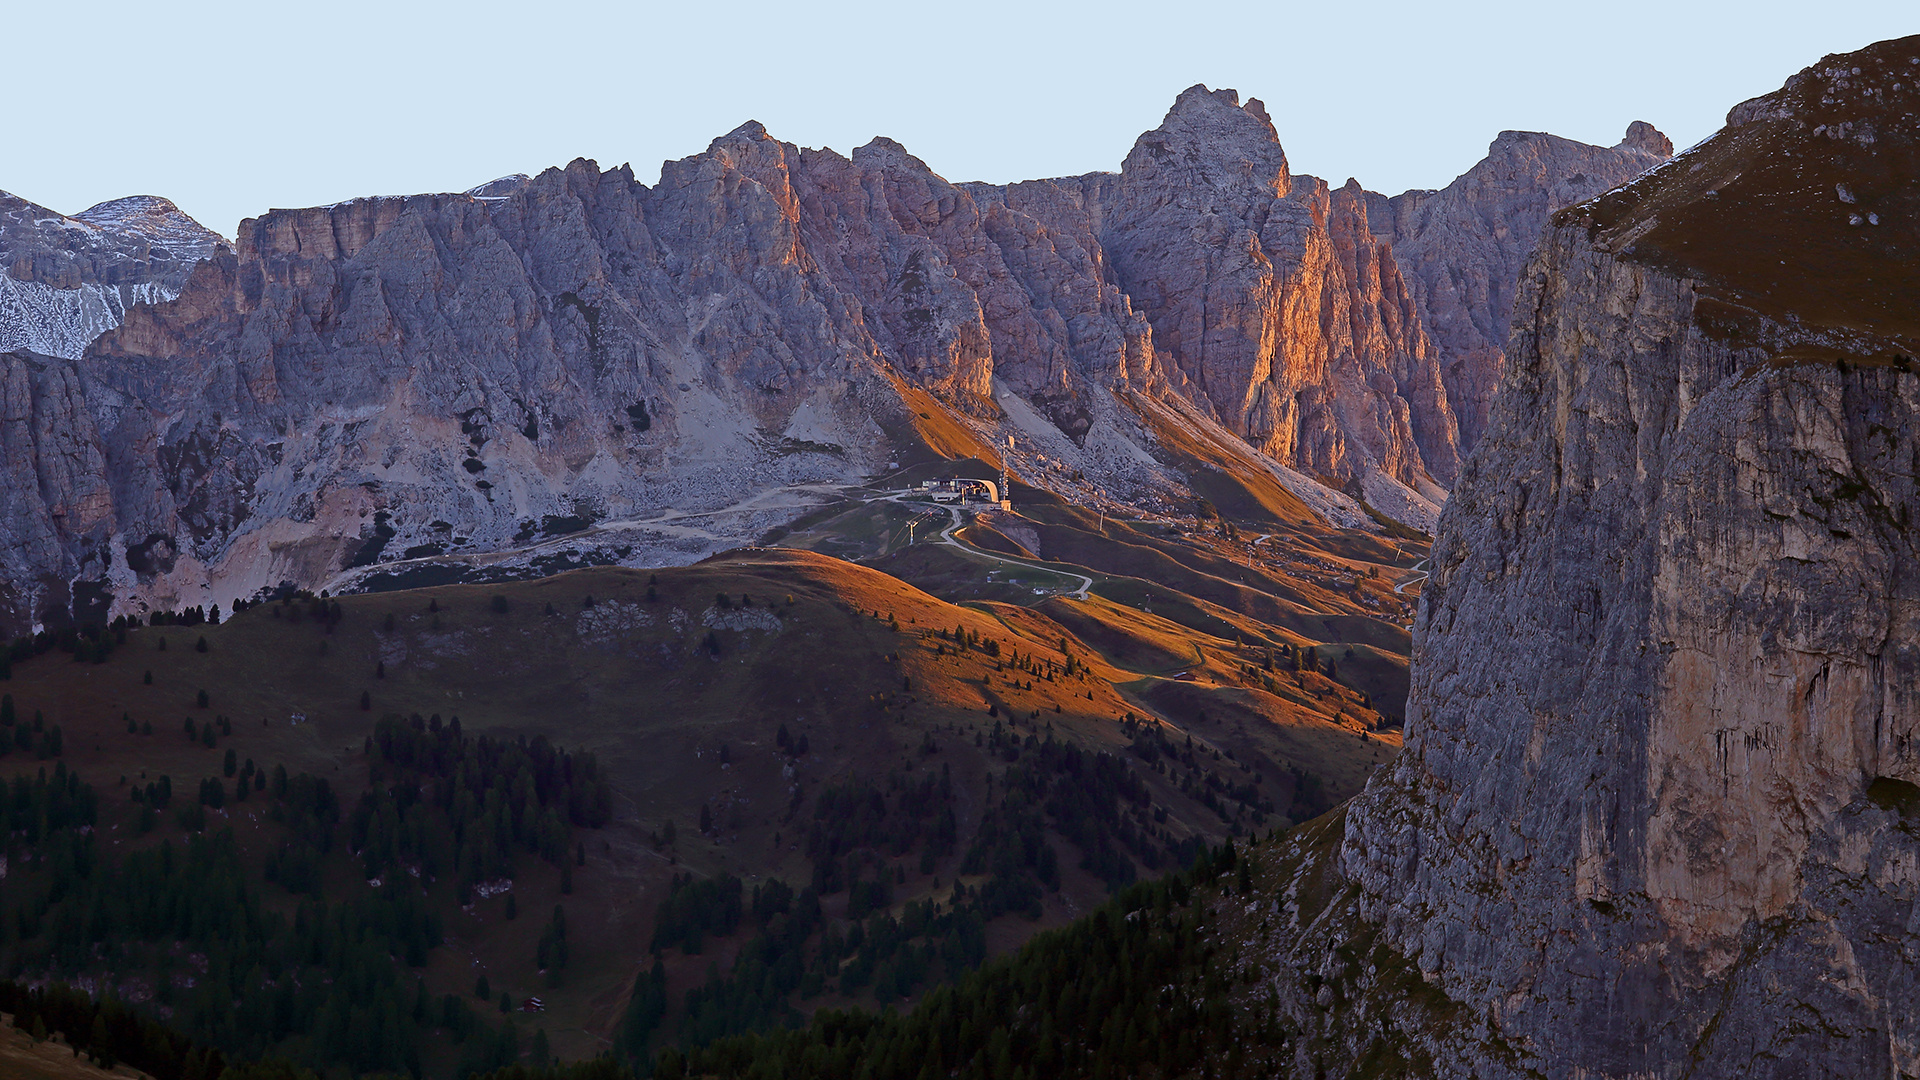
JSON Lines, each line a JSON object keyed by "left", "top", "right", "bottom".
{"left": 1035, "top": 86, "right": 1462, "bottom": 491}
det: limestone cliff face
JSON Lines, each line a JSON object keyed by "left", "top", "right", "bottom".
{"left": 1311, "top": 37, "right": 1920, "bottom": 1078}
{"left": 1375, "top": 125, "right": 1669, "bottom": 454}
{"left": 76, "top": 151, "right": 913, "bottom": 621}
{"left": 0, "top": 351, "right": 119, "bottom": 631}
{"left": 0, "top": 123, "right": 1188, "bottom": 633}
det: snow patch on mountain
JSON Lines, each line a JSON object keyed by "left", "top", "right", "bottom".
{"left": 73, "top": 196, "right": 225, "bottom": 261}
{"left": 0, "top": 274, "right": 176, "bottom": 358}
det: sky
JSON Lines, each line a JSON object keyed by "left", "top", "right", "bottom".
{"left": 4, "top": 0, "right": 1913, "bottom": 237}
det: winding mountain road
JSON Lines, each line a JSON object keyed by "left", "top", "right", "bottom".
{"left": 885, "top": 492, "right": 1093, "bottom": 601}
{"left": 1392, "top": 558, "right": 1429, "bottom": 595}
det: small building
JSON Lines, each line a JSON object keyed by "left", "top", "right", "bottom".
{"left": 920, "top": 478, "right": 1000, "bottom": 504}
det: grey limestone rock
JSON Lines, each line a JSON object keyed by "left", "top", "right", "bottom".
{"left": 1375, "top": 125, "right": 1670, "bottom": 455}
{"left": 1254, "top": 36, "right": 1920, "bottom": 1079}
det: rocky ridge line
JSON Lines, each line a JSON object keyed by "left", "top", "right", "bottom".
{"left": 0, "top": 94, "right": 1666, "bottom": 634}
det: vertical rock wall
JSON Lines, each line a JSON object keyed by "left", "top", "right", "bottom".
{"left": 1337, "top": 218, "right": 1919, "bottom": 1076}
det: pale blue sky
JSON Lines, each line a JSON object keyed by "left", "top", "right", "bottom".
{"left": 6, "top": 0, "right": 1912, "bottom": 237}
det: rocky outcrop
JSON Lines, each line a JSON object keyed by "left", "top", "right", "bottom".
{"left": 1374, "top": 124, "right": 1669, "bottom": 454}
{"left": 0, "top": 350, "right": 117, "bottom": 632}
{"left": 0, "top": 191, "right": 227, "bottom": 359}
{"left": 1252, "top": 36, "right": 1920, "bottom": 1079}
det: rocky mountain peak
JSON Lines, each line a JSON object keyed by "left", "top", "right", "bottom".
{"left": 1380, "top": 123, "right": 1671, "bottom": 453}
{"left": 1122, "top": 83, "right": 1290, "bottom": 200}
{"left": 0, "top": 188, "right": 228, "bottom": 360}
{"left": 850, "top": 136, "right": 933, "bottom": 173}
{"left": 73, "top": 195, "right": 227, "bottom": 254}
{"left": 0, "top": 80, "right": 1696, "bottom": 635}
{"left": 1617, "top": 118, "right": 1673, "bottom": 156}
{"left": 465, "top": 174, "right": 530, "bottom": 198}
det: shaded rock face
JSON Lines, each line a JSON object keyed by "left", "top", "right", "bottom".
{"left": 0, "top": 351, "right": 122, "bottom": 632}
{"left": 1375, "top": 125, "right": 1669, "bottom": 454}
{"left": 1327, "top": 37, "right": 1920, "bottom": 1079}
{"left": 0, "top": 191, "right": 228, "bottom": 359}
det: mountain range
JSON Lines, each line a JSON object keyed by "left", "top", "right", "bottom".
{"left": 0, "top": 88, "right": 1663, "bottom": 637}
{"left": 3, "top": 32, "right": 1914, "bottom": 1080}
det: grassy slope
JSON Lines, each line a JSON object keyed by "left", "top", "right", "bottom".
{"left": 1, "top": 347, "right": 1443, "bottom": 1071}
{"left": 1569, "top": 35, "right": 1920, "bottom": 356}
{"left": 0, "top": 1015, "right": 144, "bottom": 1080}
{"left": 0, "top": 546, "right": 1397, "bottom": 1062}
